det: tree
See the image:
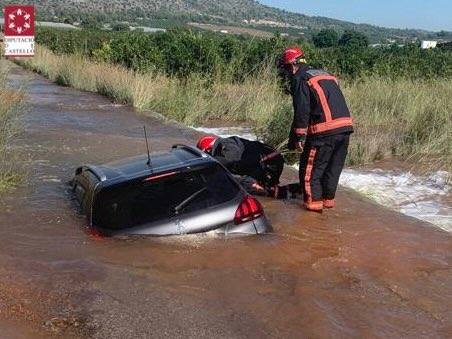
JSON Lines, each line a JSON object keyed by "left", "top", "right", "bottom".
{"left": 112, "top": 23, "right": 130, "bottom": 32}
{"left": 339, "top": 30, "right": 369, "bottom": 48}
{"left": 81, "top": 16, "right": 102, "bottom": 30}
{"left": 312, "top": 29, "right": 339, "bottom": 48}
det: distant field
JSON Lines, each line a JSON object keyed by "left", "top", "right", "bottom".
{"left": 188, "top": 22, "right": 274, "bottom": 38}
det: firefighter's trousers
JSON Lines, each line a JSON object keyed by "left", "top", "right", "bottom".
{"left": 299, "top": 133, "right": 350, "bottom": 211}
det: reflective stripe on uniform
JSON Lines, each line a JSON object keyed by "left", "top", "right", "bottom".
{"left": 304, "top": 148, "right": 323, "bottom": 211}
{"left": 304, "top": 148, "right": 317, "bottom": 204}
{"left": 294, "top": 127, "right": 308, "bottom": 136}
{"left": 308, "top": 74, "right": 338, "bottom": 84}
{"left": 306, "top": 74, "right": 352, "bottom": 135}
{"left": 308, "top": 117, "right": 353, "bottom": 135}
{"left": 308, "top": 77, "right": 333, "bottom": 122}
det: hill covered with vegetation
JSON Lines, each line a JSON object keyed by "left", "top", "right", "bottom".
{"left": 1, "top": 0, "right": 451, "bottom": 42}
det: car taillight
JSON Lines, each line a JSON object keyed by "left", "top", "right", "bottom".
{"left": 86, "top": 226, "right": 106, "bottom": 239}
{"left": 234, "top": 195, "right": 264, "bottom": 225}
{"left": 143, "top": 171, "right": 177, "bottom": 182}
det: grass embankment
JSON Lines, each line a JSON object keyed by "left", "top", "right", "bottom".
{"left": 20, "top": 46, "right": 452, "bottom": 175}
{"left": 0, "top": 62, "right": 24, "bottom": 192}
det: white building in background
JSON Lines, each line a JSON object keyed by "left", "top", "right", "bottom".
{"left": 421, "top": 40, "right": 438, "bottom": 49}
{"left": 131, "top": 26, "right": 166, "bottom": 33}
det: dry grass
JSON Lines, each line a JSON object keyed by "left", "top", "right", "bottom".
{"left": 20, "top": 47, "right": 285, "bottom": 124}
{"left": 0, "top": 62, "right": 25, "bottom": 192}
{"left": 344, "top": 77, "right": 452, "bottom": 171}
{"left": 19, "top": 46, "right": 452, "bottom": 176}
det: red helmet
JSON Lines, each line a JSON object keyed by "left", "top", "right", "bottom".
{"left": 281, "top": 47, "right": 305, "bottom": 65}
{"left": 196, "top": 135, "right": 217, "bottom": 152}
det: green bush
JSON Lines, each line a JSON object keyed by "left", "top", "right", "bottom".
{"left": 36, "top": 27, "right": 452, "bottom": 81}
{"left": 313, "top": 29, "right": 339, "bottom": 48}
{"left": 339, "top": 30, "right": 369, "bottom": 48}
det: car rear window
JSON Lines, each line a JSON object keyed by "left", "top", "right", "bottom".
{"left": 92, "top": 164, "right": 240, "bottom": 230}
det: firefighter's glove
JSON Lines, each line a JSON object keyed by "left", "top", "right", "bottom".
{"left": 288, "top": 132, "right": 306, "bottom": 151}
{"left": 295, "top": 135, "right": 306, "bottom": 153}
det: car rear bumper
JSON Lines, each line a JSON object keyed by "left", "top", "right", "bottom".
{"left": 213, "top": 215, "right": 273, "bottom": 235}
{"left": 99, "top": 215, "right": 272, "bottom": 237}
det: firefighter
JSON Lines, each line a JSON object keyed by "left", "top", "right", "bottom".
{"left": 279, "top": 47, "right": 354, "bottom": 212}
{"left": 196, "top": 135, "right": 285, "bottom": 197}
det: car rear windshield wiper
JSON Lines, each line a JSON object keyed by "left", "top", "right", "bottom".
{"left": 174, "top": 187, "right": 208, "bottom": 214}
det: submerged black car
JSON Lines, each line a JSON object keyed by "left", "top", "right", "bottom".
{"left": 72, "top": 145, "right": 272, "bottom": 236}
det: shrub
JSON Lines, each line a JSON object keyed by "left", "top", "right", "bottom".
{"left": 36, "top": 27, "right": 452, "bottom": 80}
{"left": 339, "top": 30, "right": 369, "bottom": 48}
{"left": 313, "top": 29, "right": 339, "bottom": 48}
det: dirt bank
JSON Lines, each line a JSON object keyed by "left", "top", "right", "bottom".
{"left": 0, "top": 63, "right": 450, "bottom": 338}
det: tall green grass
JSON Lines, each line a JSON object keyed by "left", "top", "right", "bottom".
{"left": 20, "top": 46, "right": 452, "bottom": 176}
{"left": 0, "top": 62, "right": 25, "bottom": 192}
{"left": 343, "top": 78, "right": 452, "bottom": 171}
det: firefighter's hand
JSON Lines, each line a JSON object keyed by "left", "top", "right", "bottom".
{"left": 295, "top": 142, "right": 304, "bottom": 153}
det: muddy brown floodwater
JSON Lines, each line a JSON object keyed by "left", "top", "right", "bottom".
{"left": 0, "top": 63, "right": 451, "bottom": 338}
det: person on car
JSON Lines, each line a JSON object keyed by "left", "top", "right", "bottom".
{"left": 196, "top": 135, "right": 287, "bottom": 198}
{"left": 278, "top": 47, "right": 354, "bottom": 212}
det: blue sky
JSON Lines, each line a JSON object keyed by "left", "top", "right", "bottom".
{"left": 259, "top": 0, "right": 452, "bottom": 31}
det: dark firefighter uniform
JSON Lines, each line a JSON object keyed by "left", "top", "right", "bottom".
{"left": 289, "top": 65, "right": 353, "bottom": 211}
{"left": 210, "top": 136, "right": 284, "bottom": 190}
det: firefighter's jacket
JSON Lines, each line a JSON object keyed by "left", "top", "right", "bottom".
{"left": 289, "top": 64, "right": 354, "bottom": 149}
{"left": 211, "top": 136, "right": 283, "bottom": 186}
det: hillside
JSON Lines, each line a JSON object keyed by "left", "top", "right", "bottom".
{"left": 1, "top": 0, "right": 451, "bottom": 42}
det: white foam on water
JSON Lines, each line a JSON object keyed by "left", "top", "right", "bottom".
{"left": 98, "top": 103, "right": 125, "bottom": 108}
{"left": 191, "top": 125, "right": 452, "bottom": 232}
{"left": 339, "top": 169, "right": 452, "bottom": 232}
{"left": 190, "top": 126, "right": 257, "bottom": 141}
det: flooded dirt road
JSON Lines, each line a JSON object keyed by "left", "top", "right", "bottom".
{"left": 1, "top": 63, "right": 451, "bottom": 338}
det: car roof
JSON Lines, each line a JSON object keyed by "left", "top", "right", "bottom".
{"left": 78, "top": 145, "right": 214, "bottom": 185}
